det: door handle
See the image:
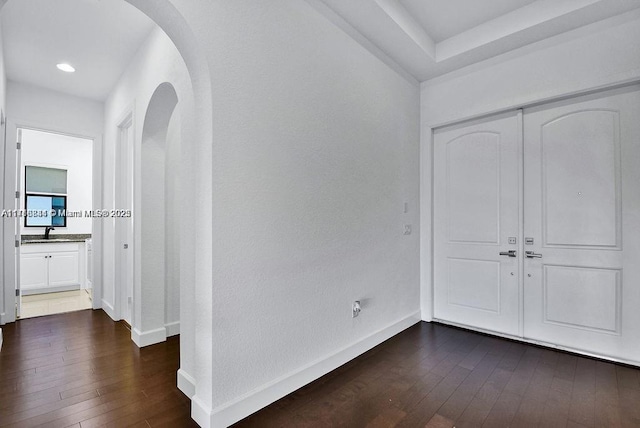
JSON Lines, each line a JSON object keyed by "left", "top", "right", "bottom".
{"left": 499, "top": 250, "right": 517, "bottom": 257}
{"left": 525, "top": 251, "right": 542, "bottom": 258}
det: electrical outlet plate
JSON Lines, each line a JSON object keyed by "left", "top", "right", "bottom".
{"left": 352, "top": 301, "right": 361, "bottom": 318}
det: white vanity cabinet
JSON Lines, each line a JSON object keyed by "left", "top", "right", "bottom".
{"left": 20, "top": 242, "right": 81, "bottom": 294}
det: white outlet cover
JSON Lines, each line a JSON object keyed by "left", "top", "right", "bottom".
{"left": 352, "top": 301, "right": 361, "bottom": 318}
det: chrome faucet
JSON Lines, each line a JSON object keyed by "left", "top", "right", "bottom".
{"left": 44, "top": 226, "right": 55, "bottom": 239}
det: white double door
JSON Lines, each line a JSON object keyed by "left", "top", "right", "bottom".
{"left": 433, "top": 85, "right": 640, "bottom": 363}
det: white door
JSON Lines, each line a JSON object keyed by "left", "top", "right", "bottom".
{"left": 433, "top": 111, "right": 522, "bottom": 336}
{"left": 523, "top": 85, "right": 640, "bottom": 362}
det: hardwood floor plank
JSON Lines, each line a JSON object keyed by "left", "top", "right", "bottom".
{"left": 0, "top": 310, "right": 193, "bottom": 428}
{"left": 6, "top": 314, "right": 640, "bottom": 428}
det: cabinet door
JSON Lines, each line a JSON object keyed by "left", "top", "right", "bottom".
{"left": 21, "top": 253, "right": 49, "bottom": 290}
{"left": 433, "top": 111, "right": 521, "bottom": 336}
{"left": 48, "top": 252, "right": 80, "bottom": 287}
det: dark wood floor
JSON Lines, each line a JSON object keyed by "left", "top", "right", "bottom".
{"left": 0, "top": 309, "right": 197, "bottom": 428}
{"left": 3, "top": 312, "right": 640, "bottom": 428}
{"left": 235, "top": 322, "right": 640, "bottom": 428}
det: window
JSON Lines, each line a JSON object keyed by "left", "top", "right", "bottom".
{"left": 24, "top": 166, "right": 68, "bottom": 227}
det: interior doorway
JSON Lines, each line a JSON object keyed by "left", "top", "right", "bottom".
{"left": 15, "top": 128, "right": 94, "bottom": 319}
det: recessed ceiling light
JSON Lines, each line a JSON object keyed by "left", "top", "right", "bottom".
{"left": 56, "top": 63, "right": 75, "bottom": 73}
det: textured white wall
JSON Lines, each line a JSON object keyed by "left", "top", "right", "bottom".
{"left": 6, "top": 81, "right": 104, "bottom": 135}
{"left": 165, "top": 107, "right": 181, "bottom": 326}
{"left": 166, "top": 0, "right": 421, "bottom": 421}
{"left": 101, "top": 23, "right": 195, "bottom": 382}
{"left": 0, "top": 18, "right": 6, "bottom": 335}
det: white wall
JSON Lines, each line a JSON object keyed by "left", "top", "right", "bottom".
{"left": 101, "top": 23, "right": 193, "bottom": 378}
{"left": 20, "top": 129, "right": 93, "bottom": 235}
{"left": 0, "top": 18, "right": 6, "bottom": 343}
{"left": 165, "top": 104, "right": 181, "bottom": 327}
{"left": 164, "top": 1, "right": 421, "bottom": 425}
{"left": 419, "top": 11, "right": 640, "bottom": 321}
{"left": 6, "top": 81, "right": 104, "bottom": 135}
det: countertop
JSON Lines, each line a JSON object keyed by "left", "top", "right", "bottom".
{"left": 21, "top": 234, "right": 92, "bottom": 244}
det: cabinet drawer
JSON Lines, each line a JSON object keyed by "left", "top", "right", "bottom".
{"left": 21, "top": 242, "right": 79, "bottom": 253}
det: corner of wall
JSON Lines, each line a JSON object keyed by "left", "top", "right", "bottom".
{"left": 131, "top": 326, "right": 167, "bottom": 348}
{"left": 191, "top": 395, "right": 213, "bottom": 428}
{"left": 177, "top": 368, "right": 196, "bottom": 398}
{"left": 165, "top": 321, "right": 180, "bottom": 337}
{"left": 101, "top": 299, "right": 118, "bottom": 321}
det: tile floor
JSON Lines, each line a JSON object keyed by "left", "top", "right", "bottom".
{"left": 20, "top": 289, "right": 93, "bottom": 319}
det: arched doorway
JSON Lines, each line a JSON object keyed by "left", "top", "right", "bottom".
{"left": 134, "top": 82, "right": 179, "bottom": 346}
{"left": 0, "top": 0, "right": 213, "bottom": 422}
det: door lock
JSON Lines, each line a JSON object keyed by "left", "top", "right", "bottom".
{"left": 499, "top": 250, "right": 517, "bottom": 257}
{"left": 525, "top": 251, "right": 542, "bottom": 258}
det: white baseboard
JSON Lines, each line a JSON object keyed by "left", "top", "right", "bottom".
{"left": 192, "top": 394, "right": 213, "bottom": 428}
{"left": 101, "top": 299, "right": 117, "bottom": 321}
{"left": 132, "top": 326, "right": 167, "bottom": 348}
{"left": 165, "top": 321, "right": 180, "bottom": 337}
{"left": 178, "top": 368, "right": 196, "bottom": 398}
{"left": 205, "top": 311, "right": 421, "bottom": 428}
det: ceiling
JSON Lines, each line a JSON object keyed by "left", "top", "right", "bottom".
{"left": 400, "top": 0, "right": 539, "bottom": 42}
{"left": 1, "top": 0, "right": 157, "bottom": 101}
{"left": 1, "top": 0, "right": 639, "bottom": 98}
{"left": 308, "top": 0, "right": 640, "bottom": 82}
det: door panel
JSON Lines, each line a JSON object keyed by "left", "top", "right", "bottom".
{"left": 542, "top": 265, "right": 620, "bottom": 334}
{"left": 523, "top": 86, "right": 640, "bottom": 362}
{"left": 541, "top": 110, "right": 620, "bottom": 248}
{"left": 434, "top": 112, "right": 521, "bottom": 336}
{"left": 447, "top": 133, "right": 500, "bottom": 244}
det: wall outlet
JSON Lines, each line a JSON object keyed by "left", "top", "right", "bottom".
{"left": 352, "top": 301, "right": 361, "bottom": 318}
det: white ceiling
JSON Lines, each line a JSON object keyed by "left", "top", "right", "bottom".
{"left": 2, "top": 0, "right": 639, "bottom": 97}
{"left": 309, "top": 0, "right": 640, "bottom": 82}
{"left": 400, "top": 0, "right": 538, "bottom": 42}
{"left": 1, "top": 0, "right": 157, "bottom": 101}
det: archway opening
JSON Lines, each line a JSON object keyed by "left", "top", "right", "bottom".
{"left": 135, "top": 82, "right": 180, "bottom": 346}
{"left": 0, "top": 0, "right": 213, "bottom": 420}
